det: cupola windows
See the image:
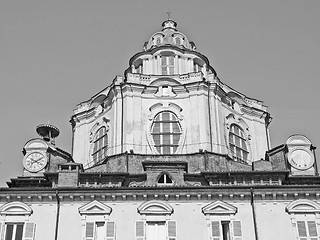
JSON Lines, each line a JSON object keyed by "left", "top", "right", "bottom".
{"left": 156, "top": 37, "right": 162, "bottom": 45}
{"left": 229, "top": 124, "right": 248, "bottom": 163}
{"left": 151, "top": 111, "right": 182, "bottom": 154}
{"left": 92, "top": 127, "right": 108, "bottom": 163}
{"left": 161, "top": 56, "right": 174, "bottom": 75}
{"left": 175, "top": 37, "right": 181, "bottom": 46}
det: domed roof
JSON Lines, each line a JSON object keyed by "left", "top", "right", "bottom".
{"left": 143, "top": 19, "right": 196, "bottom": 51}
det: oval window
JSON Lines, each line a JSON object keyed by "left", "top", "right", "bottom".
{"left": 151, "top": 111, "right": 181, "bottom": 154}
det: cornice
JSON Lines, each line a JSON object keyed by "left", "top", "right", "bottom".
{"left": 1, "top": 185, "right": 320, "bottom": 204}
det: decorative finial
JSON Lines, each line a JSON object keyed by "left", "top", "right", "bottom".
{"left": 166, "top": 11, "right": 171, "bottom": 20}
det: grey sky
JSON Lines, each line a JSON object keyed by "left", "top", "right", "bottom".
{"left": 0, "top": 0, "right": 319, "bottom": 186}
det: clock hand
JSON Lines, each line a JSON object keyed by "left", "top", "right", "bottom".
{"left": 33, "top": 156, "right": 44, "bottom": 162}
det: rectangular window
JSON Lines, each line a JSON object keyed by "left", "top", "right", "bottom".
{"left": 211, "top": 221, "right": 242, "bottom": 240}
{"left": 297, "top": 220, "right": 318, "bottom": 240}
{"left": 85, "top": 222, "right": 115, "bottom": 240}
{"left": 161, "top": 56, "right": 174, "bottom": 75}
{"left": 135, "top": 221, "right": 177, "bottom": 240}
{"left": 4, "top": 222, "right": 35, "bottom": 240}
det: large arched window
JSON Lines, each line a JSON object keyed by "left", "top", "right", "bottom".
{"left": 229, "top": 124, "right": 248, "bottom": 163}
{"left": 92, "top": 127, "right": 108, "bottom": 163}
{"left": 151, "top": 111, "right": 181, "bottom": 154}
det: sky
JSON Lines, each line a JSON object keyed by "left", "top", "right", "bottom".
{"left": 0, "top": 0, "right": 319, "bottom": 186}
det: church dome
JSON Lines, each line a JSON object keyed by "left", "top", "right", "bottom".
{"left": 143, "top": 19, "right": 196, "bottom": 51}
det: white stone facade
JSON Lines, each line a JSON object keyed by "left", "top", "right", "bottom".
{"left": 71, "top": 19, "right": 270, "bottom": 168}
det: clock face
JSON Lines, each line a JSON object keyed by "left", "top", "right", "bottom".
{"left": 23, "top": 152, "right": 47, "bottom": 173}
{"left": 289, "top": 149, "right": 313, "bottom": 170}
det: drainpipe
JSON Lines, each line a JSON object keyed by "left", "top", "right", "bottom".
{"left": 264, "top": 113, "right": 272, "bottom": 151}
{"left": 55, "top": 190, "right": 60, "bottom": 240}
{"left": 120, "top": 83, "right": 124, "bottom": 153}
{"left": 207, "top": 81, "right": 213, "bottom": 152}
{"left": 311, "top": 146, "right": 318, "bottom": 175}
{"left": 250, "top": 188, "right": 259, "bottom": 240}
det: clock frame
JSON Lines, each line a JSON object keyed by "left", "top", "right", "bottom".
{"left": 288, "top": 148, "right": 314, "bottom": 171}
{"left": 23, "top": 151, "right": 48, "bottom": 173}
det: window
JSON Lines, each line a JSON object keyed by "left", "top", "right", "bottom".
{"left": 5, "top": 223, "right": 23, "bottom": 240}
{"left": 229, "top": 124, "right": 248, "bottom": 163}
{"left": 136, "top": 64, "right": 142, "bottom": 74}
{"left": 151, "top": 111, "right": 182, "bottom": 154}
{"left": 157, "top": 173, "right": 173, "bottom": 186}
{"left": 136, "top": 221, "right": 176, "bottom": 240}
{"left": 296, "top": 221, "right": 318, "bottom": 240}
{"left": 0, "top": 202, "right": 35, "bottom": 240}
{"left": 137, "top": 201, "right": 175, "bottom": 240}
{"left": 92, "top": 127, "right": 108, "bottom": 163}
{"left": 203, "top": 201, "right": 242, "bottom": 240}
{"left": 175, "top": 37, "right": 181, "bottom": 46}
{"left": 286, "top": 199, "right": 320, "bottom": 240}
{"left": 161, "top": 56, "right": 174, "bottom": 75}
{"left": 85, "top": 222, "right": 115, "bottom": 240}
{"left": 211, "top": 221, "right": 242, "bottom": 240}
{"left": 1, "top": 222, "right": 35, "bottom": 240}
{"left": 156, "top": 37, "right": 161, "bottom": 45}
{"left": 79, "top": 200, "right": 114, "bottom": 240}
{"left": 193, "top": 63, "right": 202, "bottom": 72}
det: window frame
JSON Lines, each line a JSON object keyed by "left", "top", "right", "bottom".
{"left": 228, "top": 124, "right": 249, "bottom": 163}
{"left": 202, "top": 200, "right": 242, "bottom": 240}
{"left": 89, "top": 118, "right": 110, "bottom": 167}
{"left": 0, "top": 202, "right": 35, "bottom": 240}
{"left": 161, "top": 56, "right": 175, "bottom": 75}
{"left": 225, "top": 114, "right": 251, "bottom": 164}
{"left": 147, "top": 103, "right": 185, "bottom": 155}
{"left": 79, "top": 200, "right": 115, "bottom": 240}
{"left": 150, "top": 111, "right": 182, "bottom": 155}
{"left": 157, "top": 172, "right": 174, "bottom": 186}
{"left": 136, "top": 201, "right": 176, "bottom": 240}
{"left": 92, "top": 126, "right": 108, "bottom": 164}
{"left": 286, "top": 199, "right": 320, "bottom": 240}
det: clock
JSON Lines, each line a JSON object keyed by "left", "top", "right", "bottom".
{"left": 288, "top": 149, "right": 314, "bottom": 170}
{"left": 23, "top": 152, "right": 47, "bottom": 173}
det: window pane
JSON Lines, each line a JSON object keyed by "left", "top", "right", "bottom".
{"left": 297, "top": 221, "right": 307, "bottom": 237}
{"left": 168, "top": 57, "right": 174, "bottom": 65}
{"left": 308, "top": 221, "right": 318, "bottom": 237}
{"left": 229, "top": 135, "right": 233, "bottom": 144}
{"left": 235, "top": 147, "right": 240, "bottom": 156}
{"left": 243, "top": 152, "right": 248, "bottom": 161}
{"left": 163, "top": 123, "right": 170, "bottom": 133}
{"left": 152, "top": 122, "right": 160, "bottom": 133}
{"left": 158, "top": 174, "right": 165, "bottom": 183}
{"left": 5, "top": 224, "right": 13, "bottom": 240}
{"left": 161, "top": 56, "right": 167, "bottom": 64}
{"left": 173, "top": 135, "right": 180, "bottom": 145}
{"left": 173, "top": 146, "right": 178, "bottom": 153}
{"left": 163, "top": 135, "right": 170, "bottom": 145}
{"left": 15, "top": 224, "right": 24, "bottom": 240}
{"left": 166, "top": 175, "right": 173, "bottom": 183}
{"left": 163, "top": 146, "right": 170, "bottom": 154}
{"left": 235, "top": 137, "right": 240, "bottom": 147}
{"left": 153, "top": 135, "right": 160, "bottom": 145}
{"left": 96, "top": 222, "right": 105, "bottom": 240}
{"left": 162, "top": 112, "right": 170, "bottom": 121}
